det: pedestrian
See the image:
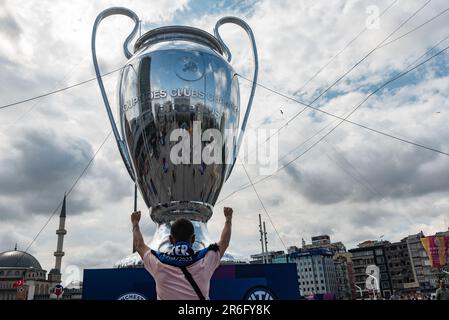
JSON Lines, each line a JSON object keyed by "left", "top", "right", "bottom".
{"left": 131, "top": 207, "right": 234, "bottom": 300}
{"left": 436, "top": 280, "right": 449, "bottom": 300}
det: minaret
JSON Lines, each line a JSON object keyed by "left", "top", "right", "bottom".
{"left": 48, "top": 195, "right": 67, "bottom": 283}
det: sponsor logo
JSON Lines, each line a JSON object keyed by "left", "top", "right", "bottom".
{"left": 244, "top": 286, "right": 276, "bottom": 300}
{"left": 175, "top": 54, "right": 204, "bottom": 81}
{"left": 117, "top": 292, "right": 147, "bottom": 300}
{"left": 54, "top": 284, "right": 64, "bottom": 297}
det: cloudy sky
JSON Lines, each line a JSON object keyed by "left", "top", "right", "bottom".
{"left": 1, "top": 0, "right": 449, "bottom": 281}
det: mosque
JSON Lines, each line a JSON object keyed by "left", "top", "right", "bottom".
{"left": 0, "top": 196, "right": 81, "bottom": 300}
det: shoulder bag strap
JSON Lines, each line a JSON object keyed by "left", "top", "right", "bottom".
{"left": 180, "top": 266, "right": 206, "bottom": 300}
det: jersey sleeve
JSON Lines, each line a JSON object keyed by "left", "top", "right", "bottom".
{"left": 203, "top": 248, "right": 221, "bottom": 277}
{"left": 142, "top": 249, "right": 158, "bottom": 277}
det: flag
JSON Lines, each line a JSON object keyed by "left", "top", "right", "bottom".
{"left": 12, "top": 279, "right": 24, "bottom": 288}
{"left": 421, "top": 236, "right": 449, "bottom": 268}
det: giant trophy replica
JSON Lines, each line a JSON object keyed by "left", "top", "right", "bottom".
{"left": 91, "top": 7, "right": 258, "bottom": 265}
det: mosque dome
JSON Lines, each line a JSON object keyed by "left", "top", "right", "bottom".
{"left": 0, "top": 250, "right": 43, "bottom": 270}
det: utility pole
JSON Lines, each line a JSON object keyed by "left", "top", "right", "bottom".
{"left": 133, "top": 184, "right": 138, "bottom": 253}
{"left": 258, "top": 214, "right": 266, "bottom": 264}
{"left": 263, "top": 221, "right": 268, "bottom": 263}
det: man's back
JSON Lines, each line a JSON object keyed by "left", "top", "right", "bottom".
{"left": 131, "top": 207, "right": 233, "bottom": 300}
{"left": 143, "top": 247, "right": 221, "bottom": 300}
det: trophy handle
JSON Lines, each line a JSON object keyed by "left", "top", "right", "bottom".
{"left": 214, "top": 17, "right": 258, "bottom": 179}
{"left": 91, "top": 7, "right": 139, "bottom": 181}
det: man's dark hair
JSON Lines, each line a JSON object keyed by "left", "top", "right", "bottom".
{"left": 171, "top": 218, "right": 194, "bottom": 242}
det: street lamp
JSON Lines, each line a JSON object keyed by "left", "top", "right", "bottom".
{"left": 355, "top": 285, "right": 363, "bottom": 299}
{"left": 367, "top": 274, "right": 379, "bottom": 300}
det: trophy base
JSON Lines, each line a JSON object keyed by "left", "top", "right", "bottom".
{"left": 114, "top": 220, "right": 236, "bottom": 268}
{"left": 149, "top": 220, "right": 212, "bottom": 252}
{"left": 150, "top": 201, "right": 213, "bottom": 223}
{"left": 148, "top": 202, "right": 214, "bottom": 252}
{"left": 114, "top": 249, "right": 249, "bottom": 268}
{"left": 114, "top": 203, "right": 236, "bottom": 267}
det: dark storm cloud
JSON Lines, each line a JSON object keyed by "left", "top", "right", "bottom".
{"left": 264, "top": 195, "right": 284, "bottom": 207}
{"left": 350, "top": 144, "right": 449, "bottom": 200}
{"left": 351, "top": 207, "right": 394, "bottom": 229}
{"left": 65, "top": 241, "right": 131, "bottom": 270}
{"left": 0, "top": 8, "right": 22, "bottom": 39}
{"left": 86, "top": 155, "right": 135, "bottom": 203}
{"left": 0, "top": 54, "right": 60, "bottom": 106}
{"left": 0, "top": 128, "right": 95, "bottom": 219}
{"left": 0, "top": 230, "right": 27, "bottom": 252}
{"left": 0, "top": 55, "right": 30, "bottom": 89}
{"left": 284, "top": 164, "right": 302, "bottom": 182}
{"left": 283, "top": 164, "right": 352, "bottom": 204}
{"left": 281, "top": 139, "right": 449, "bottom": 205}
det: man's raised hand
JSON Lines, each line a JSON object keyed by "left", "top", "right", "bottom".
{"left": 224, "top": 207, "right": 233, "bottom": 222}
{"left": 131, "top": 211, "right": 141, "bottom": 227}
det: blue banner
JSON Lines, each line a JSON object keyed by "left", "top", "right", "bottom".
{"left": 83, "top": 263, "right": 299, "bottom": 300}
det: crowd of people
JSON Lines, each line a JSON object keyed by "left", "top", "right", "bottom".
{"left": 359, "top": 280, "right": 449, "bottom": 300}
{"left": 387, "top": 280, "right": 449, "bottom": 300}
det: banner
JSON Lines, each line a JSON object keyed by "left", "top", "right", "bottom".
{"left": 83, "top": 263, "right": 300, "bottom": 300}
{"left": 420, "top": 236, "right": 449, "bottom": 268}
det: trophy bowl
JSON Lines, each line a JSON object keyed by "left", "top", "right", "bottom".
{"left": 92, "top": 7, "right": 258, "bottom": 260}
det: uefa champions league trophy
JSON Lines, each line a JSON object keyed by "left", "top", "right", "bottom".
{"left": 91, "top": 7, "right": 258, "bottom": 265}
